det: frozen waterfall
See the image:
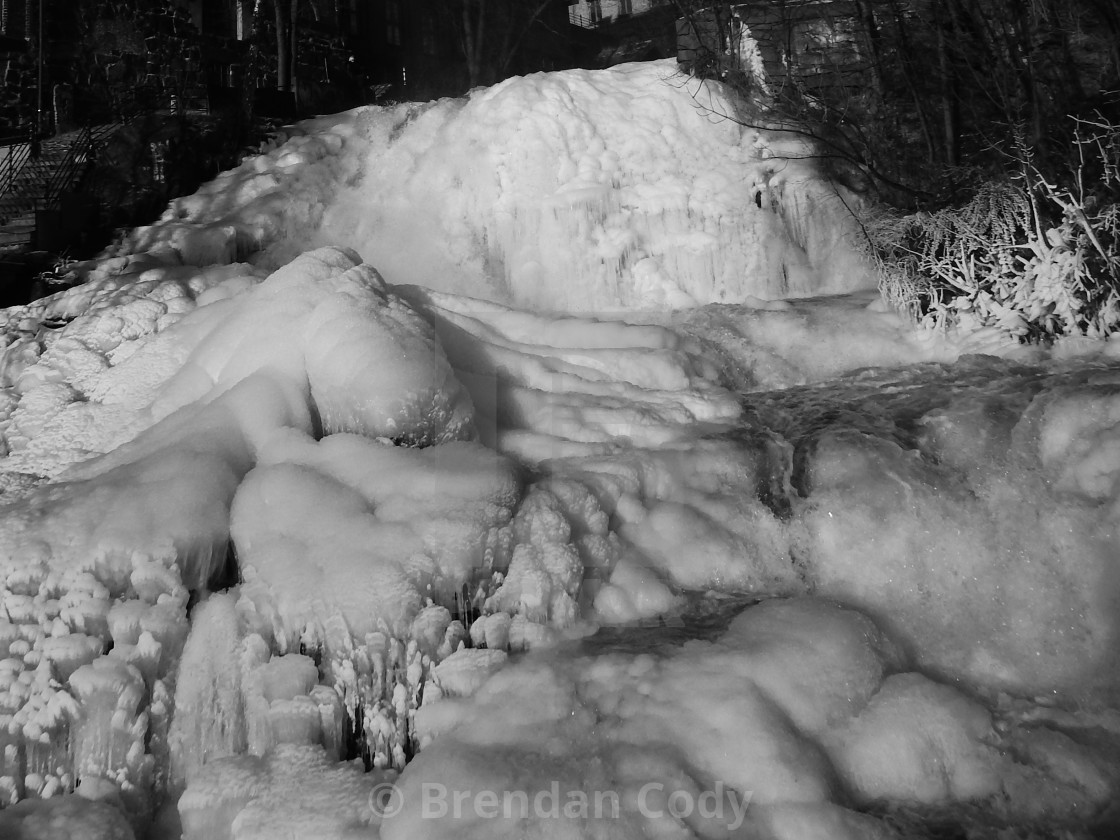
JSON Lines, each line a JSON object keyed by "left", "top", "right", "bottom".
{"left": 120, "top": 61, "right": 873, "bottom": 311}
{"left": 0, "top": 61, "right": 1118, "bottom": 840}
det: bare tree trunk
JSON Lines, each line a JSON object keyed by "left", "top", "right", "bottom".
{"left": 936, "top": 2, "right": 960, "bottom": 165}
{"left": 448, "top": 0, "right": 558, "bottom": 90}
{"left": 1039, "top": 0, "right": 1083, "bottom": 107}
{"left": 1084, "top": 0, "right": 1120, "bottom": 82}
{"left": 887, "top": 0, "right": 937, "bottom": 164}
{"left": 1006, "top": 0, "right": 1042, "bottom": 145}
{"left": 289, "top": 0, "right": 299, "bottom": 95}
{"left": 461, "top": 0, "right": 484, "bottom": 88}
{"left": 496, "top": 0, "right": 554, "bottom": 78}
{"left": 275, "top": 0, "right": 290, "bottom": 91}
{"left": 853, "top": 0, "right": 885, "bottom": 101}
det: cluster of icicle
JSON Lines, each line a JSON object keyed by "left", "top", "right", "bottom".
{"left": 0, "top": 472, "right": 613, "bottom": 833}
{"left": 0, "top": 559, "right": 187, "bottom": 815}
{"left": 173, "top": 472, "right": 611, "bottom": 837}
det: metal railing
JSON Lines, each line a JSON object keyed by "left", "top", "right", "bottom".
{"left": 40, "top": 126, "right": 94, "bottom": 211}
{"left": 569, "top": 9, "right": 601, "bottom": 28}
{"left": 0, "top": 125, "right": 109, "bottom": 250}
{"left": 0, "top": 128, "right": 36, "bottom": 206}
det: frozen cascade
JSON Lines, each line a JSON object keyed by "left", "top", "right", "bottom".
{"left": 113, "top": 61, "right": 873, "bottom": 311}
{"left": 0, "top": 61, "right": 1117, "bottom": 840}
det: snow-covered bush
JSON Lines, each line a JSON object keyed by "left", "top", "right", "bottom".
{"left": 873, "top": 120, "right": 1120, "bottom": 342}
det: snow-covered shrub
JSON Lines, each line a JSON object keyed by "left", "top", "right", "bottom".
{"left": 872, "top": 120, "right": 1120, "bottom": 342}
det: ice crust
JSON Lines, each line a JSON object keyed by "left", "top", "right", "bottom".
{"left": 0, "top": 61, "right": 1117, "bottom": 840}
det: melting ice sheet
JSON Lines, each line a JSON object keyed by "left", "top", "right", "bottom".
{"left": 0, "top": 62, "right": 1118, "bottom": 840}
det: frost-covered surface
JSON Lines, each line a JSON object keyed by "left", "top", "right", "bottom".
{"left": 0, "top": 61, "right": 1119, "bottom": 840}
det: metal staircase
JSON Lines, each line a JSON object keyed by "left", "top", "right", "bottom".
{"left": 0, "top": 124, "right": 119, "bottom": 252}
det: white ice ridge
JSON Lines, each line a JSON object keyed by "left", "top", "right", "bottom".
{"left": 105, "top": 61, "right": 873, "bottom": 310}
{"left": 394, "top": 285, "right": 743, "bottom": 457}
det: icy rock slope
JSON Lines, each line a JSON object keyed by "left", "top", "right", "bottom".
{"left": 0, "top": 61, "right": 1118, "bottom": 840}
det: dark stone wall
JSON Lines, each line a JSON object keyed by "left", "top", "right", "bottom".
{"left": 736, "top": 0, "right": 867, "bottom": 94}
{"left": 0, "top": 0, "right": 241, "bottom": 130}
{"left": 0, "top": 0, "right": 583, "bottom": 133}
{"left": 1, "top": 0, "right": 82, "bottom": 131}
{"left": 0, "top": 48, "right": 36, "bottom": 132}
{"left": 76, "top": 0, "right": 211, "bottom": 122}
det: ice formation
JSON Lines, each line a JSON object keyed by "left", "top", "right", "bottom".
{"left": 0, "top": 60, "right": 1118, "bottom": 840}
{"left": 393, "top": 599, "right": 1115, "bottom": 840}
{"left": 117, "top": 61, "right": 874, "bottom": 311}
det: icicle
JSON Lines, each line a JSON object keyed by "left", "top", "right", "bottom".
{"left": 167, "top": 593, "right": 248, "bottom": 795}
{"left": 310, "top": 685, "right": 345, "bottom": 760}
{"left": 67, "top": 656, "right": 150, "bottom": 813}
